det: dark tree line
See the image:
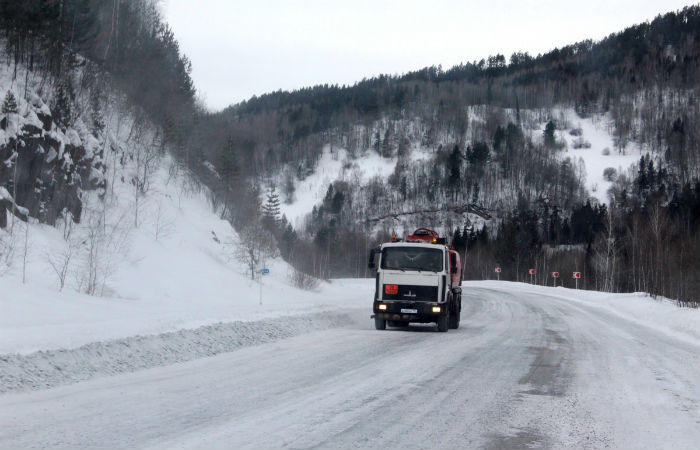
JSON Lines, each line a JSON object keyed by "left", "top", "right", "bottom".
{"left": 448, "top": 157, "right": 700, "bottom": 306}
{"left": 0, "top": 0, "right": 98, "bottom": 77}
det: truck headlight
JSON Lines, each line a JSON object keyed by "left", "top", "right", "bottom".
{"left": 378, "top": 304, "right": 387, "bottom": 310}
{"left": 432, "top": 306, "right": 441, "bottom": 313}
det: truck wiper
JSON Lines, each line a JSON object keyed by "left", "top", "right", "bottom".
{"left": 413, "top": 266, "right": 438, "bottom": 273}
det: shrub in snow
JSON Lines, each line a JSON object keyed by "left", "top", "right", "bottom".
{"left": 572, "top": 137, "right": 591, "bottom": 149}
{"left": 603, "top": 167, "right": 618, "bottom": 182}
{"left": 289, "top": 266, "right": 320, "bottom": 291}
{"left": 602, "top": 147, "right": 611, "bottom": 156}
{"left": 0, "top": 226, "right": 15, "bottom": 271}
{"left": 569, "top": 127, "right": 583, "bottom": 137}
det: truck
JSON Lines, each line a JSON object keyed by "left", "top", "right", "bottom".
{"left": 368, "top": 228, "right": 462, "bottom": 332}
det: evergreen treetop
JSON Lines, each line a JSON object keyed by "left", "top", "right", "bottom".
{"left": 262, "top": 186, "right": 281, "bottom": 222}
{"left": 2, "top": 91, "right": 18, "bottom": 115}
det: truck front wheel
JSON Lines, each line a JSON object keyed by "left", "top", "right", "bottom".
{"left": 375, "top": 318, "right": 387, "bottom": 330}
{"left": 449, "top": 311, "right": 460, "bottom": 329}
{"left": 437, "top": 313, "right": 449, "bottom": 332}
{"left": 449, "top": 295, "right": 461, "bottom": 329}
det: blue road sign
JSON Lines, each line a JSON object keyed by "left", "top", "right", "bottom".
{"left": 262, "top": 268, "right": 270, "bottom": 275}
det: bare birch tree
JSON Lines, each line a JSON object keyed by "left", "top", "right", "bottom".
{"left": 233, "top": 222, "right": 277, "bottom": 280}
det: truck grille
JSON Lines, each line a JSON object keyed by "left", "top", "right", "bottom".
{"left": 382, "top": 284, "right": 438, "bottom": 302}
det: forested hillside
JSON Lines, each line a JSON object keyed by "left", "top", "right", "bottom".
{"left": 212, "top": 5, "right": 699, "bottom": 183}
{"left": 191, "top": 6, "right": 699, "bottom": 304}
{"left": 0, "top": 2, "right": 698, "bottom": 304}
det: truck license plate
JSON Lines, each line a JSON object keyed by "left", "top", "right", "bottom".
{"left": 401, "top": 308, "right": 418, "bottom": 314}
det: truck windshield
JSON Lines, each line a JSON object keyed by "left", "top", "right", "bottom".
{"left": 380, "top": 247, "right": 443, "bottom": 272}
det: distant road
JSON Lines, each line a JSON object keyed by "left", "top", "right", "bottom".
{"left": 1, "top": 286, "right": 698, "bottom": 449}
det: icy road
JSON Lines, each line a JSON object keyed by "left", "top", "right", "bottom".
{"left": 1, "top": 286, "right": 698, "bottom": 449}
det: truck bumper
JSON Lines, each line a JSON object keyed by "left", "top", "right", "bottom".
{"left": 372, "top": 301, "right": 446, "bottom": 323}
{"left": 372, "top": 312, "right": 442, "bottom": 323}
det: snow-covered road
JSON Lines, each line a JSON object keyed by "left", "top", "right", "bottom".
{"left": 1, "top": 286, "right": 698, "bottom": 449}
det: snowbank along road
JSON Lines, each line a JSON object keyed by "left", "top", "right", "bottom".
{"left": 1, "top": 284, "right": 698, "bottom": 449}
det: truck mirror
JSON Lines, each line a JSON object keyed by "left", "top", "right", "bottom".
{"left": 368, "top": 249, "right": 376, "bottom": 269}
{"left": 449, "top": 253, "right": 457, "bottom": 273}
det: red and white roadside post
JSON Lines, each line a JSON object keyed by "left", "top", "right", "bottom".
{"left": 573, "top": 271, "right": 581, "bottom": 289}
{"left": 529, "top": 268, "right": 536, "bottom": 284}
{"left": 552, "top": 271, "right": 559, "bottom": 287}
{"left": 495, "top": 267, "right": 502, "bottom": 281}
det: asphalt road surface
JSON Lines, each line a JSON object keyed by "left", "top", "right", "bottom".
{"left": 1, "top": 286, "right": 698, "bottom": 449}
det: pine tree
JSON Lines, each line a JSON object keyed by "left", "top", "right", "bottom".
{"left": 52, "top": 82, "right": 73, "bottom": 128}
{"left": 90, "top": 88, "right": 105, "bottom": 135}
{"left": 544, "top": 121, "right": 556, "bottom": 149}
{"left": 468, "top": 141, "right": 490, "bottom": 166}
{"left": 262, "top": 186, "right": 281, "bottom": 226}
{"left": 277, "top": 216, "right": 297, "bottom": 259}
{"left": 2, "top": 91, "right": 18, "bottom": 115}
{"left": 382, "top": 123, "right": 394, "bottom": 157}
{"left": 448, "top": 145, "right": 462, "bottom": 197}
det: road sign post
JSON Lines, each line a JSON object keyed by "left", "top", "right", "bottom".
{"left": 259, "top": 268, "right": 270, "bottom": 305}
{"left": 495, "top": 267, "right": 501, "bottom": 281}
{"left": 552, "top": 271, "right": 559, "bottom": 287}
{"left": 529, "top": 268, "right": 536, "bottom": 284}
{"left": 573, "top": 271, "right": 581, "bottom": 289}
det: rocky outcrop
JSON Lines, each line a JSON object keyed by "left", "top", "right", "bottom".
{"left": 0, "top": 189, "right": 28, "bottom": 228}
{"left": 0, "top": 102, "right": 105, "bottom": 227}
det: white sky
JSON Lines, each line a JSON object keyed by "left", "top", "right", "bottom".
{"left": 163, "top": 0, "right": 695, "bottom": 111}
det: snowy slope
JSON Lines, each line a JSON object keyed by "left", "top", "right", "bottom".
{"left": 279, "top": 145, "right": 405, "bottom": 228}
{"left": 0, "top": 65, "right": 374, "bottom": 357}
{"left": 553, "top": 109, "right": 646, "bottom": 203}
{"left": 0, "top": 152, "right": 375, "bottom": 355}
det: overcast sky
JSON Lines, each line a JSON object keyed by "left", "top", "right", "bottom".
{"left": 163, "top": 0, "right": 694, "bottom": 111}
